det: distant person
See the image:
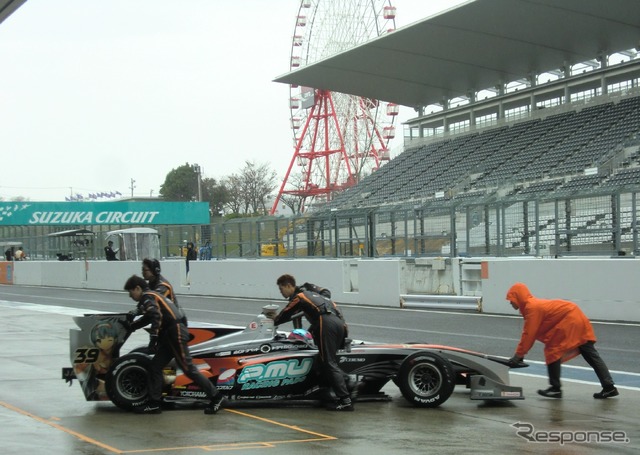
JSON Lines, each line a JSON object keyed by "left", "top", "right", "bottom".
{"left": 104, "top": 241, "right": 118, "bottom": 261}
{"left": 14, "top": 247, "right": 26, "bottom": 261}
{"left": 4, "top": 248, "right": 13, "bottom": 261}
{"left": 199, "top": 241, "right": 212, "bottom": 260}
{"left": 506, "top": 282, "right": 618, "bottom": 399}
{"left": 185, "top": 241, "right": 197, "bottom": 276}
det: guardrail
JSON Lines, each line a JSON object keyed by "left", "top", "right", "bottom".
{"left": 400, "top": 294, "right": 482, "bottom": 312}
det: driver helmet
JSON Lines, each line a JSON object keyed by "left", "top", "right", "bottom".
{"left": 288, "top": 328, "right": 313, "bottom": 342}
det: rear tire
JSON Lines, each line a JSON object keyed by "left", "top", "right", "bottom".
{"left": 397, "top": 352, "right": 455, "bottom": 408}
{"left": 105, "top": 353, "right": 152, "bottom": 411}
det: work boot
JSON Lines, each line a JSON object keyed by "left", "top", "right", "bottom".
{"left": 204, "top": 392, "right": 225, "bottom": 415}
{"left": 537, "top": 387, "right": 562, "bottom": 399}
{"left": 593, "top": 386, "right": 619, "bottom": 399}
{"left": 328, "top": 397, "right": 354, "bottom": 411}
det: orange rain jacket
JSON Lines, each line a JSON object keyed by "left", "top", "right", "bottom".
{"left": 506, "top": 282, "right": 596, "bottom": 364}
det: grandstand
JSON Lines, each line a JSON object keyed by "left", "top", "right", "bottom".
{"left": 328, "top": 92, "right": 640, "bottom": 210}
{"left": 273, "top": 0, "right": 640, "bottom": 258}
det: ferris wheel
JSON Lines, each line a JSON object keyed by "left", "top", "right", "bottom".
{"left": 271, "top": 0, "right": 399, "bottom": 215}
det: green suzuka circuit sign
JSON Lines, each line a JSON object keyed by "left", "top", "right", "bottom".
{"left": 0, "top": 201, "right": 210, "bottom": 226}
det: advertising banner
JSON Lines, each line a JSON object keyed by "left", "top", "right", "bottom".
{"left": 0, "top": 201, "right": 210, "bottom": 226}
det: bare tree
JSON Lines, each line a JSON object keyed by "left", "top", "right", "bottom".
{"left": 238, "top": 161, "right": 277, "bottom": 215}
{"left": 278, "top": 172, "right": 306, "bottom": 215}
{"left": 222, "top": 174, "right": 244, "bottom": 215}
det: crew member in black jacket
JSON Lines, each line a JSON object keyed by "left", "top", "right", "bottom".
{"left": 123, "top": 275, "right": 224, "bottom": 414}
{"left": 273, "top": 274, "right": 353, "bottom": 411}
{"left": 141, "top": 258, "right": 187, "bottom": 324}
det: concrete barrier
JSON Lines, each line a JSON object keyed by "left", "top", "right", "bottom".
{"left": 10, "top": 256, "right": 640, "bottom": 322}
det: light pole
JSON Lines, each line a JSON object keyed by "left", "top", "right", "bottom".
{"left": 193, "top": 164, "right": 202, "bottom": 202}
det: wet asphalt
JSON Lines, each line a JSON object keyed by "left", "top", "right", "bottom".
{"left": 1, "top": 286, "right": 639, "bottom": 454}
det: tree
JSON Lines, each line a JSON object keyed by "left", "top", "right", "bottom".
{"left": 160, "top": 163, "right": 228, "bottom": 217}
{"left": 222, "top": 174, "right": 244, "bottom": 215}
{"left": 159, "top": 163, "right": 200, "bottom": 201}
{"left": 238, "top": 160, "right": 278, "bottom": 215}
{"left": 202, "top": 177, "right": 229, "bottom": 217}
{"left": 277, "top": 172, "right": 306, "bottom": 215}
{"left": 160, "top": 161, "right": 276, "bottom": 216}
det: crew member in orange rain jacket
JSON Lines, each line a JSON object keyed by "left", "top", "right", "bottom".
{"left": 506, "top": 282, "right": 618, "bottom": 400}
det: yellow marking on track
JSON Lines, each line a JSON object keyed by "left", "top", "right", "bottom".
{"left": 123, "top": 409, "right": 337, "bottom": 453}
{"left": 0, "top": 401, "right": 123, "bottom": 454}
{"left": 225, "top": 407, "right": 337, "bottom": 440}
{"left": 0, "top": 403, "right": 336, "bottom": 453}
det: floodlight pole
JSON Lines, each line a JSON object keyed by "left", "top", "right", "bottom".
{"left": 193, "top": 164, "right": 203, "bottom": 202}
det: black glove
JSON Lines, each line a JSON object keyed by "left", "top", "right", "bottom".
{"left": 118, "top": 319, "right": 131, "bottom": 332}
{"left": 126, "top": 310, "right": 137, "bottom": 322}
{"left": 147, "top": 335, "right": 159, "bottom": 354}
{"left": 507, "top": 355, "right": 524, "bottom": 367}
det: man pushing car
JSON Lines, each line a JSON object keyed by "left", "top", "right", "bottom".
{"left": 123, "top": 275, "right": 225, "bottom": 414}
{"left": 506, "top": 282, "right": 618, "bottom": 400}
{"left": 272, "top": 274, "right": 354, "bottom": 411}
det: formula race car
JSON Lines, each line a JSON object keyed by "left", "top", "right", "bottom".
{"left": 62, "top": 306, "right": 527, "bottom": 411}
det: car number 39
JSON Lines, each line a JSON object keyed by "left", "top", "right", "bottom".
{"left": 73, "top": 348, "right": 100, "bottom": 364}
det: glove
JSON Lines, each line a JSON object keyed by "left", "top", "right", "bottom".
{"left": 126, "top": 310, "right": 137, "bottom": 322}
{"left": 118, "top": 319, "right": 131, "bottom": 332}
{"left": 507, "top": 355, "right": 524, "bottom": 367}
{"left": 147, "top": 335, "right": 159, "bottom": 354}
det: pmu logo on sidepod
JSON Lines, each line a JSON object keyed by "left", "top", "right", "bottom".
{"left": 238, "top": 358, "right": 313, "bottom": 383}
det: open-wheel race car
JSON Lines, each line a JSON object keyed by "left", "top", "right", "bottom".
{"left": 62, "top": 306, "right": 527, "bottom": 411}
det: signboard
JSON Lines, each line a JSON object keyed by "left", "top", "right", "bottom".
{"left": 0, "top": 262, "right": 12, "bottom": 284}
{"left": 0, "top": 201, "right": 210, "bottom": 226}
{"left": 300, "top": 86, "right": 315, "bottom": 109}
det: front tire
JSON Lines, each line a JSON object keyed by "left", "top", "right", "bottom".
{"left": 397, "top": 352, "right": 455, "bottom": 408}
{"left": 105, "top": 353, "right": 152, "bottom": 411}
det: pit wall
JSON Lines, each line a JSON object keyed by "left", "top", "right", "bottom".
{"left": 10, "top": 256, "right": 639, "bottom": 322}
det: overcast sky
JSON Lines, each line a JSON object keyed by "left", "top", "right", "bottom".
{"left": 0, "top": 0, "right": 466, "bottom": 202}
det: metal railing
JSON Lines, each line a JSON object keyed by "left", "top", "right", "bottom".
{"left": 3, "top": 188, "right": 640, "bottom": 260}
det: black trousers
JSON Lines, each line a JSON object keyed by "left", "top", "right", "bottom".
{"left": 547, "top": 341, "right": 614, "bottom": 389}
{"left": 149, "top": 323, "right": 218, "bottom": 403}
{"left": 311, "top": 313, "right": 349, "bottom": 399}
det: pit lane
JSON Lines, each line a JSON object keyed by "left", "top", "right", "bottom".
{"left": 1, "top": 287, "right": 639, "bottom": 454}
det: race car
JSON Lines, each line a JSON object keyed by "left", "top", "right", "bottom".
{"left": 62, "top": 305, "right": 527, "bottom": 411}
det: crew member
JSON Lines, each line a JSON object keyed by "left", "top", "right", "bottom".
{"left": 123, "top": 275, "right": 225, "bottom": 414}
{"left": 141, "top": 258, "right": 187, "bottom": 324}
{"left": 506, "top": 282, "right": 618, "bottom": 399}
{"left": 273, "top": 274, "right": 353, "bottom": 411}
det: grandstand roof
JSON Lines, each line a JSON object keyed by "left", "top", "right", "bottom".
{"left": 274, "top": 0, "right": 640, "bottom": 109}
{"left": 0, "top": 0, "right": 25, "bottom": 25}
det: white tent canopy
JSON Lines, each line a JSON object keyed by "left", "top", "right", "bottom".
{"left": 105, "top": 228, "right": 160, "bottom": 261}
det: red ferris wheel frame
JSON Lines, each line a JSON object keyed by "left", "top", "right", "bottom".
{"left": 270, "top": 1, "right": 397, "bottom": 215}
{"left": 271, "top": 89, "right": 395, "bottom": 213}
